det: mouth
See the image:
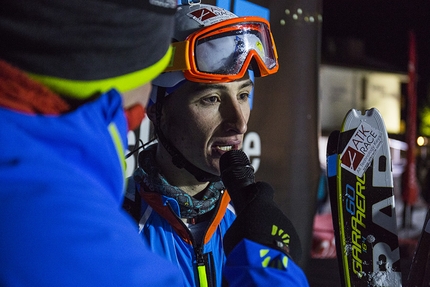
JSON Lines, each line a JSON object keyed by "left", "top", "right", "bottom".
{"left": 212, "top": 142, "right": 241, "bottom": 156}
{"left": 216, "top": 145, "right": 234, "bottom": 152}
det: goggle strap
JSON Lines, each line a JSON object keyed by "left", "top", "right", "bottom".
{"left": 165, "top": 41, "right": 190, "bottom": 73}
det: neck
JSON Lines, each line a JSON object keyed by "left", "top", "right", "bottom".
{"left": 155, "top": 144, "right": 210, "bottom": 197}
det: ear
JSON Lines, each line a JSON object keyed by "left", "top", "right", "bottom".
{"left": 146, "top": 104, "right": 157, "bottom": 123}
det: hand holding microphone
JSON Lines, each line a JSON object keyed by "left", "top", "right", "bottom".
{"left": 220, "top": 150, "right": 302, "bottom": 261}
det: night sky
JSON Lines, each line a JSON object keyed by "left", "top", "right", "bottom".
{"left": 321, "top": 0, "right": 430, "bottom": 105}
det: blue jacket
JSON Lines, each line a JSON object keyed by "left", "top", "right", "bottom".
{"left": 125, "top": 173, "right": 236, "bottom": 287}
{"left": 126, "top": 151, "right": 309, "bottom": 287}
{"left": 224, "top": 239, "right": 309, "bottom": 286}
{"left": 0, "top": 61, "right": 183, "bottom": 286}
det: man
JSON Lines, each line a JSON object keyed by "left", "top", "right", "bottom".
{"left": 0, "top": 0, "right": 183, "bottom": 285}
{"left": 124, "top": 3, "right": 309, "bottom": 287}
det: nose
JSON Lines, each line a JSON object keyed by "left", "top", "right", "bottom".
{"left": 222, "top": 100, "right": 249, "bottom": 134}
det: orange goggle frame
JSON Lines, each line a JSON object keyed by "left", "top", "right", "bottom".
{"left": 165, "top": 16, "right": 279, "bottom": 83}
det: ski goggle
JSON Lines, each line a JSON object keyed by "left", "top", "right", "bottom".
{"left": 165, "top": 16, "right": 279, "bottom": 83}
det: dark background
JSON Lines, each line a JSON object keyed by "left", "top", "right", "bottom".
{"left": 322, "top": 0, "right": 430, "bottom": 106}
{"left": 314, "top": 2, "right": 430, "bottom": 285}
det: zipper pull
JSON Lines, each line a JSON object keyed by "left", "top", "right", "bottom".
{"left": 196, "top": 248, "right": 209, "bottom": 287}
{"left": 196, "top": 247, "right": 205, "bottom": 266}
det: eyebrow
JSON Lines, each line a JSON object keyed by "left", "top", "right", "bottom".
{"left": 191, "top": 79, "right": 254, "bottom": 93}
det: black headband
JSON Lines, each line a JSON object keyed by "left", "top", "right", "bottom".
{"left": 0, "top": 0, "right": 176, "bottom": 81}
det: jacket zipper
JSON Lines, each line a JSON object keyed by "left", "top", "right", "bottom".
{"left": 166, "top": 193, "right": 225, "bottom": 287}
{"left": 196, "top": 247, "right": 210, "bottom": 287}
{"left": 195, "top": 192, "right": 224, "bottom": 287}
{"left": 166, "top": 203, "right": 211, "bottom": 287}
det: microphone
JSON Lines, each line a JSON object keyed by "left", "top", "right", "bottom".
{"left": 220, "top": 149, "right": 302, "bottom": 261}
{"left": 220, "top": 150, "right": 255, "bottom": 214}
{"left": 219, "top": 149, "right": 254, "bottom": 188}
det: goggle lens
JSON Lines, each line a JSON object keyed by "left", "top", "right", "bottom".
{"left": 193, "top": 21, "right": 277, "bottom": 78}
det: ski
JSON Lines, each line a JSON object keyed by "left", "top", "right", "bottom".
{"left": 406, "top": 207, "right": 430, "bottom": 287}
{"left": 327, "top": 129, "right": 347, "bottom": 286}
{"left": 326, "top": 108, "right": 402, "bottom": 286}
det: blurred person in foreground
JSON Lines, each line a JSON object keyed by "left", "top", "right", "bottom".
{"left": 0, "top": 0, "right": 184, "bottom": 285}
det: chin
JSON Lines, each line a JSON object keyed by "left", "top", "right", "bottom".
{"left": 207, "top": 162, "right": 220, "bottom": 177}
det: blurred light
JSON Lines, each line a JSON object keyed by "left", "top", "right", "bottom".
{"left": 281, "top": 8, "right": 320, "bottom": 25}
{"left": 417, "top": 136, "right": 428, "bottom": 146}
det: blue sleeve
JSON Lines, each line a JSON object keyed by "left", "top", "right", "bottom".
{"left": 223, "top": 239, "right": 310, "bottom": 287}
{"left": 0, "top": 95, "right": 184, "bottom": 287}
{"left": 0, "top": 177, "right": 184, "bottom": 287}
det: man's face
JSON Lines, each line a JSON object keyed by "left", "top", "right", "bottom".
{"left": 121, "top": 83, "right": 152, "bottom": 110}
{"left": 160, "top": 76, "right": 253, "bottom": 176}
